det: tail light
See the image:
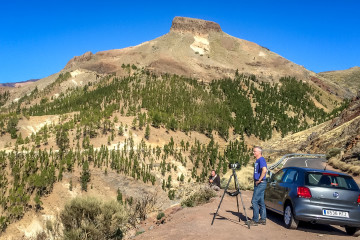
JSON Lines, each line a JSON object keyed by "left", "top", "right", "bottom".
{"left": 297, "top": 186, "right": 312, "bottom": 198}
{"left": 323, "top": 172, "right": 339, "bottom": 176}
{"left": 357, "top": 194, "right": 360, "bottom": 205}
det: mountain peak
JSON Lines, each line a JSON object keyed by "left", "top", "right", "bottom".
{"left": 170, "top": 17, "right": 222, "bottom": 35}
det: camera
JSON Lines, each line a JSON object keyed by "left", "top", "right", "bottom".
{"left": 228, "top": 162, "right": 241, "bottom": 169}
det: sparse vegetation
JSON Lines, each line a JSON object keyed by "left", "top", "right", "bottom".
{"left": 60, "top": 196, "right": 128, "bottom": 240}
{"left": 326, "top": 148, "right": 342, "bottom": 159}
{"left": 0, "top": 67, "right": 353, "bottom": 237}
{"left": 156, "top": 212, "right": 165, "bottom": 220}
{"left": 181, "top": 187, "right": 216, "bottom": 207}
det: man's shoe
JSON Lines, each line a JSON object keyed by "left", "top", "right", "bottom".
{"left": 258, "top": 219, "right": 266, "bottom": 225}
{"left": 246, "top": 220, "right": 258, "bottom": 226}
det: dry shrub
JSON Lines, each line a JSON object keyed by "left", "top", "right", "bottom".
{"left": 339, "top": 162, "right": 350, "bottom": 172}
{"left": 60, "top": 196, "right": 128, "bottom": 240}
{"left": 326, "top": 148, "right": 342, "bottom": 159}
{"left": 328, "top": 157, "right": 338, "bottom": 168}
{"left": 328, "top": 157, "right": 360, "bottom": 176}
{"left": 127, "top": 193, "right": 158, "bottom": 226}
{"left": 351, "top": 166, "right": 360, "bottom": 176}
{"left": 181, "top": 186, "right": 216, "bottom": 207}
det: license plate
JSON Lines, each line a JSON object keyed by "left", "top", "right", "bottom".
{"left": 323, "top": 209, "right": 349, "bottom": 218}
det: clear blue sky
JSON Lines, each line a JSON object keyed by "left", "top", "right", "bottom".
{"left": 1, "top": 0, "right": 359, "bottom": 83}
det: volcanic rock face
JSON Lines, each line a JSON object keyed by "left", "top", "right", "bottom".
{"left": 55, "top": 16, "right": 343, "bottom": 104}
{"left": 65, "top": 51, "right": 93, "bottom": 69}
{"left": 170, "top": 16, "right": 222, "bottom": 35}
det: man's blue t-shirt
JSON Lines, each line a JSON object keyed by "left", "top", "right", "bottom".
{"left": 254, "top": 156, "right": 267, "bottom": 181}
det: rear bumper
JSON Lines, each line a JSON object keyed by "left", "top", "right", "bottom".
{"left": 294, "top": 198, "right": 360, "bottom": 227}
{"left": 296, "top": 215, "right": 360, "bottom": 227}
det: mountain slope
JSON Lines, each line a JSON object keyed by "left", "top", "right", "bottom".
{"left": 64, "top": 17, "right": 321, "bottom": 82}
{"left": 319, "top": 66, "right": 360, "bottom": 98}
{"left": 263, "top": 93, "right": 360, "bottom": 175}
{"left": 0, "top": 17, "right": 344, "bottom": 111}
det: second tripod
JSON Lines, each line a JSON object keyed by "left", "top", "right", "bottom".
{"left": 211, "top": 167, "right": 250, "bottom": 229}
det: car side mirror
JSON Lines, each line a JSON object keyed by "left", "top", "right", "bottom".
{"left": 267, "top": 171, "right": 273, "bottom": 182}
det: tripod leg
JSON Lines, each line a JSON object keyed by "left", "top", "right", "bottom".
{"left": 211, "top": 174, "right": 233, "bottom": 225}
{"left": 233, "top": 170, "right": 251, "bottom": 229}
{"left": 233, "top": 174, "right": 241, "bottom": 222}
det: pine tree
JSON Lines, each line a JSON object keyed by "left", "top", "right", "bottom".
{"left": 145, "top": 124, "right": 150, "bottom": 140}
{"left": 117, "top": 188, "right": 123, "bottom": 204}
{"left": 80, "top": 161, "right": 90, "bottom": 191}
{"left": 56, "top": 126, "right": 69, "bottom": 159}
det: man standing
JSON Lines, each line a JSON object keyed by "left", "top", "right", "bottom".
{"left": 249, "top": 146, "right": 267, "bottom": 226}
{"left": 209, "top": 170, "right": 221, "bottom": 191}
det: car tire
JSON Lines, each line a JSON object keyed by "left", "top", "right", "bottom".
{"left": 345, "top": 227, "right": 360, "bottom": 236}
{"left": 284, "top": 204, "right": 298, "bottom": 229}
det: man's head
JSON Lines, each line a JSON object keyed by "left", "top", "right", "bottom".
{"left": 253, "top": 146, "right": 263, "bottom": 159}
{"left": 211, "top": 170, "right": 216, "bottom": 177}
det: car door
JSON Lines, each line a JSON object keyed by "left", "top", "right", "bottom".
{"left": 265, "top": 169, "right": 286, "bottom": 212}
{"left": 272, "top": 169, "right": 298, "bottom": 213}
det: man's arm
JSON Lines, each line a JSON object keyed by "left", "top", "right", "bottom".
{"left": 214, "top": 175, "right": 221, "bottom": 187}
{"left": 255, "top": 167, "right": 267, "bottom": 186}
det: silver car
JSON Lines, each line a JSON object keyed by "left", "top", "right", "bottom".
{"left": 265, "top": 167, "right": 360, "bottom": 236}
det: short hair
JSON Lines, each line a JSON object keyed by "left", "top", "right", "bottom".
{"left": 211, "top": 169, "right": 216, "bottom": 173}
{"left": 253, "top": 146, "right": 263, "bottom": 154}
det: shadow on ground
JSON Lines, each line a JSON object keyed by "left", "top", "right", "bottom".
{"left": 211, "top": 205, "right": 350, "bottom": 236}
{"left": 266, "top": 210, "right": 349, "bottom": 237}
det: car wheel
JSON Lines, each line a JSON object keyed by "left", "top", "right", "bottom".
{"left": 345, "top": 227, "right": 360, "bottom": 236}
{"left": 284, "top": 204, "right": 298, "bottom": 229}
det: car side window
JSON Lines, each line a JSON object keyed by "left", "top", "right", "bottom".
{"left": 272, "top": 169, "right": 286, "bottom": 183}
{"left": 282, "top": 169, "right": 298, "bottom": 183}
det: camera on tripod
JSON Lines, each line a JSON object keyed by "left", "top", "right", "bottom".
{"left": 212, "top": 160, "right": 250, "bottom": 228}
{"left": 228, "top": 162, "right": 241, "bottom": 169}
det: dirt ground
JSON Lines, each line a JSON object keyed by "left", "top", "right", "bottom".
{"left": 134, "top": 190, "right": 356, "bottom": 240}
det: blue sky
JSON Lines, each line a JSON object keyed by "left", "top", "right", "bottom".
{"left": 1, "top": 0, "right": 359, "bottom": 83}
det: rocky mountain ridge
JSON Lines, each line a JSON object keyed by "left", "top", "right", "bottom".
{"left": 170, "top": 16, "right": 222, "bottom": 35}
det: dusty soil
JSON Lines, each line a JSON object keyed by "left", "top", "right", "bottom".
{"left": 134, "top": 190, "right": 355, "bottom": 240}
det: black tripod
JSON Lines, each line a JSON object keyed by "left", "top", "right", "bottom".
{"left": 211, "top": 168, "right": 250, "bottom": 229}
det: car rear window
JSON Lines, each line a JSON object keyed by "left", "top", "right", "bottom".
{"left": 305, "top": 172, "right": 359, "bottom": 191}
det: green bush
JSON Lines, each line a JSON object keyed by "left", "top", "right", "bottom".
{"left": 156, "top": 212, "right": 165, "bottom": 220}
{"left": 326, "top": 148, "right": 342, "bottom": 159}
{"left": 60, "top": 197, "right": 128, "bottom": 240}
{"left": 181, "top": 187, "right": 216, "bottom": 207}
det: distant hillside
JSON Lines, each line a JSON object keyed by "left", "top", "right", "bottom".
{"left": 0, "top": 79, "right": 39, "bottom": 88}
{"left": 264, "top": 93, "right": 360, "bottom": 175}
{"left": 318, "top": 66, "right": 360, "bottom": 99}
